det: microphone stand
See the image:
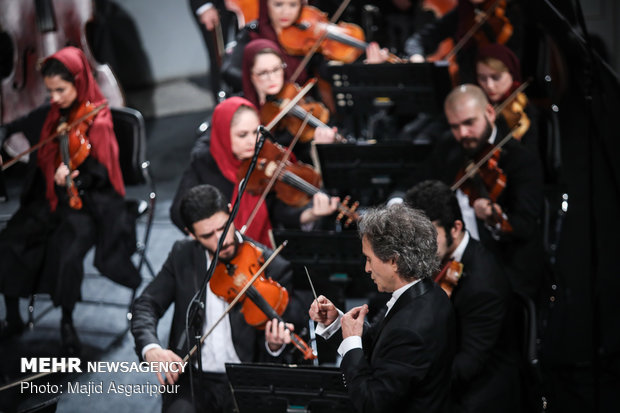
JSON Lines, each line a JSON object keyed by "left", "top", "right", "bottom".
{"left": 181, "top": 125, "right": 267, "bottom": 406}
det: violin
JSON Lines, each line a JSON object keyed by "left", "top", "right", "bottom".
{"left": 423, "top": 0, "right": 459, "bottom": 81}
{"left": 2, "top": 102, "right": 104, "bottom": 172}
{"left": 434, "top": 260, "right": 463, "bottom": 297}
{"left": 261, "top": 82, "right": 343, "bottom": 143}
{"left": 238, "top": 139, "right": 359, "bottom": 227}
{"left": 451, "top": 126, "right": 521, "bottom": 232}
{"left": 209, "top": 240, "right": 316, "bottom": 360}
{"left": 454, "top": 142, "right": 507, "bottom": 207}
{"left": 278, "top": 6, "right": 402, "bottom": 64}
{"left": 436, "top": 0, "right": 513, "bottom": 84}
{"left": 224, "top": 0, "right": 259, "bottom": 28}
{"left": 54, "top": 101, "right": 101, "bottom": 209}
{"left": 471, "top": 0, "right": 513, "bottom": 47}
{"left": 497, "top": 91, "right": 530, "bottom": 141}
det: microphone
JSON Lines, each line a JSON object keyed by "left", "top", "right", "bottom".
{"left": 257, "top": 125, "right": 274, "bottom": 142}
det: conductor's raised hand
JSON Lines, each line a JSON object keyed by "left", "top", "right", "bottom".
{"left": 341, "top": 304, "right": 368, "bottom": 339}
{"left": 308, "top": 295, "right": 338, "bottom": 326}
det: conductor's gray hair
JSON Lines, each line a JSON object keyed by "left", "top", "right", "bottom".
{"left": 358, "top": 204, "right": 439, "bottom": 281}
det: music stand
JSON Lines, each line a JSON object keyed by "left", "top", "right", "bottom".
{"left": 326, "top": 62, "right": 451, "bottom": 138}
{"left": 271, "top": 229, "right": 371, "bottom": 296}
{"left": 226, "top": 363, "right": 355, "bottom": 413}
{"left": 315, "top": 142, "right": 433, "bottom": 206}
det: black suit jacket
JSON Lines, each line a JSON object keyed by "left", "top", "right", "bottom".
{"left": 190, "top": 0, "right": 224, "bottom": 14}
{"left": 431, "top": 131, "right": 544, "bottom": 299}
{"left": 451, "top": 238, "right": 520, "bottom": 411}
{"left": 340, "top": 278, "right": 455, "bottom": 413}
{"left": 131, "top": 236, "right": 298, "bottom": 363}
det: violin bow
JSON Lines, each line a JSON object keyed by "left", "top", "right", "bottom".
{"left": 1, "top": 102, "right": 107, "bottom": 171}
{"left": 240, "top": 113, "right": 311, "bottom": 236}
{"left": 451, "top": 122, "right": 520, "bottom": 191}
{"left": 182, "top": 240, "right": 288, "bottom": 363}
{"left": 493, "top": 79, "right": 531, "bottom": 114}
{"left": 289, "top": 0, "right": 352, "bottom": 83}
{"left": 264, "top": 78, "right": 317, "bottom": 131}
{"left": 445, "top": 0, "right": 503, "bottom": 61}
{"left": 239, "top": 79, "right": 316, "bottom": 235}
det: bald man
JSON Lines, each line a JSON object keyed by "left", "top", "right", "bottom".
{"left": 431, "top": 84, "right": 544, "bottom": 300}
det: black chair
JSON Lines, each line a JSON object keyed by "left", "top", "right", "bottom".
{"left": 111, "top": 106, "right": 157, "bottom": 280}
{"left": 26, "top": 106, "right": 157, "bottom": 326}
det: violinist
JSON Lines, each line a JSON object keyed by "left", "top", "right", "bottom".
{"left": 170, "top": 97, "right": 338, "bottom": 245}
{"left": 432, "top": 84, "right": 543, "bottom": 299}
{"left": 404, "top": 0, "right": 523, "bottom": 83}
{"left": 405, "top": 180, "right": 520, "bottom": 412}
{"left": 236, "top": 0, "right": 388, "bottom": 84}
{"left": 0, "top": 47, "right": 140, "bottom": 352}
{"left": 242, "top": 38, "right": 337, "bottom": 162}
{"left": 132, "top": 184, "right": 301, "bottom": 413}
{"left": 476, "top": 43, "right": 538, "bottom": 154}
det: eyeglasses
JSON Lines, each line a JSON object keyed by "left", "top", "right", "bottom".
{"left": 252, "top": 63, "right": 287, "bottom": 80}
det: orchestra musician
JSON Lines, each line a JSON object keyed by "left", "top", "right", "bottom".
{"left": 405, "top": 0, "right": 523, "bottom": 83}
{"left": 190, "top": 0, "right": 233, "bottom": 102}
{"left": 0, "top": 47, "right": 140, "bottom": 353}
{"left": 405, "top": 180, "right": 520, "bottom": 412}
{"left": 169, "top": 97, "right": 338, "bottom": 246}
{"left": 309, "top": 203, "right": 455, "bottom": 412}
{"left": 242, "top": 38, "right": 337, "bottom": 163}
{"left": 222, "top": 0, "right": 389, "bottom": 89}
{"left": 476, "top": 43, "right": 538, "bottom": 154}
{"left": 432, "top": 84, "right": 543, "bottom": 300}
{"left": 132, "top": 184, "right": 300, "bottom": 413}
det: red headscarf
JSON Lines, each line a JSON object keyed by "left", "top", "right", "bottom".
{"left": 210, "top": 97, "right": 273, "bottom": 247}
{"left": 37, "top": 46, "right": 125, "bottom": 211}
{"left": 252, "top": 0, "right": 309, "bottom": 85}
{"left": 242, "top": 38, "right": 288, "bottom": 108}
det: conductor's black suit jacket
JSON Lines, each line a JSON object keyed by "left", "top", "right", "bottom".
{"left": 340, "top": 278, "right": 456, "bottom": 413}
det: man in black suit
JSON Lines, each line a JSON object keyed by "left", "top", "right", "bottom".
{"left": 405, "top": 180, "right": 520, "bottom": 412}
{"left": 434, "top": 84, "right": 544, "bottom": 300}
{"left": 309, "top": 204, "right": 455, "bottom": 413}
{"left": 131, "top": 184, "right": 298, "bottom": 412}
{"left": 189, "top": 0, "right": 231, "bottom": 102}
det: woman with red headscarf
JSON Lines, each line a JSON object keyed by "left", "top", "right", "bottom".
{"left": 170, "top": 96, "right": 338, "bottom": 245}
{"left": 0, "top": 47, "right": 140, "bottom": 352}
{"left": 476, "top": 43, "right": 538, "bottom": 154}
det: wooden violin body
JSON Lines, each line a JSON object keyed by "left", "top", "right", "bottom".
{"left": 434, "top": 260, "right": 463, "bottom": 297}
{"left": 240, "top": 139, "right": 322, "bottom": 208}
{"left": 454, "top": 143, "right": 507, "bottom": 207}
{"left": 260, "top": 82, "right": 330, "bottom": 143}
{"left": 54, "top": 101, "right": 101, "bottom": 210}
{"left": 210, "top": 241, "right": 289, "bottom": 328}
{"left": 499, "top": 92, "right": 530, "bottom": 140}
{"left": 209, "top": 240, "right": 317, "bottom": 360}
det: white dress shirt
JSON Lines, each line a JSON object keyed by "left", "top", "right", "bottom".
{"left": 315, "top": 279, "right": 422, "bottom": 358}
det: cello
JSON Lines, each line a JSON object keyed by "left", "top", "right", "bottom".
{"left": 0, "top": 0, "right": 123, "bottom": 126}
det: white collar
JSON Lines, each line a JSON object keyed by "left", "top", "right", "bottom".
{"left": 488, "top": 125, "right": 498, "bottom": 145}
{"left": 451, "top": 231, "right": 469, "bottom": 262}
{"left": 385, "top": 279, "right": 421, "bottom": 315}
